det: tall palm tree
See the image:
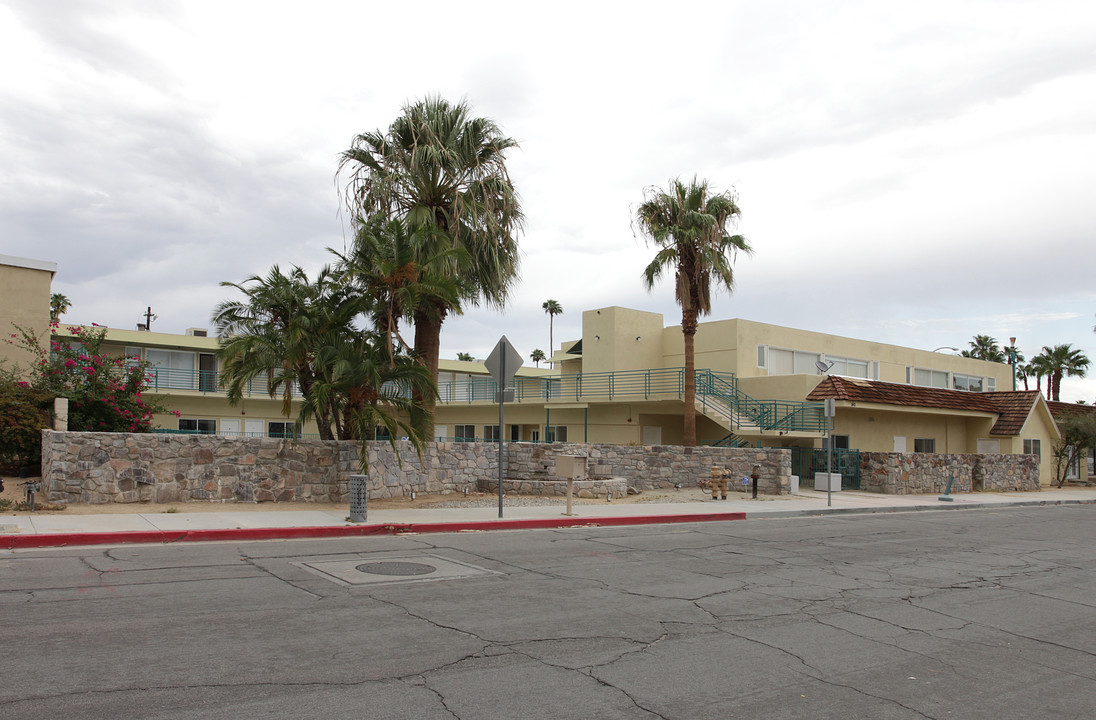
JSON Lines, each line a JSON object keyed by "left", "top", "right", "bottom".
{"left": 542, "top": 299, "right": 562, "bottom": 359}
{"left": 635, "top": 177, "right": 753, "bottom": 446}
{"left": 49, "top": 293, "right": 71, "bottom": 323}
{"left": 961, "top": 335, "right": 1007, "bottom": 363}
{"left": 339, "top": 96, "right": 524, "bottom": 439}
{"left": 1034, "top": 344, "right": 1091, "bottom": 401}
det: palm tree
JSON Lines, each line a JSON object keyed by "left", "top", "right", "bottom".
{"left": 339, "top": 96, "right": 523, "bottom": 439}
{"left": 213, "top": 265, "right": 356, "bottom": 440}
{"left": 49, "top": 293, "right": 71, "bottom": 323}
{"left": 961, "top": 335, "right": 1007, "bottom": 363}
{"left": 1027, "top": 354, "right": 1052, "bottom": 397}
{"left": 1034, "top": 344, "right": 1091, "bottom": 401}
{"left": 456, "top": 352, "right": 474, "bottom": 362}
{"left": 542, "top": 300, "right": 562, "bottom": 358}
{"left": 530, "top": 349, "right": 546, "bottom": 367}
{"left": 635, "top": 177, "right": 752, "bottom": 446}
{"left": 335, "top": 215, "right": 465, "bottom": 367}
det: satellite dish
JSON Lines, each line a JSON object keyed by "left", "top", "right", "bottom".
{"left": 816, "top": 360, "right": 834, "bottom": 374}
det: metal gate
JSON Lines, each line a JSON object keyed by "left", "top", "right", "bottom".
{"left": 790, "top": 448, "right": 861, "bottom": 490}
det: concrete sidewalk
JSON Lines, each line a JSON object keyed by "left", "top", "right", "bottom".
{"left": 3, "top": 487, "right": 1095, "bottom": 549}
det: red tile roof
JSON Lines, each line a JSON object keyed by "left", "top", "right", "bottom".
{"left": 806, "top": 377, "right": 1041, "bottom": 436}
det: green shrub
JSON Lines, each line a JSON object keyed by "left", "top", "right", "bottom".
{"left": 0, "top": 379, "right": 52, "bottom": 469}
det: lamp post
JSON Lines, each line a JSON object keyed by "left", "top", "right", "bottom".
{"left": 1007, "top": 337, "right": 1017, "bottom": 391}
{"left": 932, "top": 346, "right": 959, "bottom": 353}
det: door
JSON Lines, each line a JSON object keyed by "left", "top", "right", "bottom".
{"left": 244, "top": 420, "right": 264, "bottom": 437}
{"left": 198, "top": 353, "right": 218, "bottom": 392}
{"left": 642, "top": 426, "right": 662, "bottom": 445}
{"left": 893, "top": 436, "right": 907, "bottom": 453}
{"left": 219, "top": 419, "right": 240, "bottom": 438}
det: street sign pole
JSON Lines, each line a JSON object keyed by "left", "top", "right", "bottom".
{"left": 498, "top": 350, "right": 505, "bottom": 518}
{"left": 485, "top": 336, "right": 523, "bottom": 519}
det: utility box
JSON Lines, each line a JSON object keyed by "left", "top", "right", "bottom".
{"left": 790, "top": 475, "right": 800, "bottom": 494}
{"left": 555, "top": 455, "right": 588, "bottom": 480}
{"left": 348, "top": 474, "right": 368, "bottom": 522}
{"left": 815, "top": 472, "right": 842, "bottom": 492}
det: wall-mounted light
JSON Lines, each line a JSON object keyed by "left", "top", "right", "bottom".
{"left": 636, "top": 336, "right": 641, "bottom": 341}
{"left": 595, "top": 335, "right": 600, "bottom": 341}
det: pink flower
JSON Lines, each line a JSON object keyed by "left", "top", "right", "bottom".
{"left": 16, "top": 381, "right": 29, "bottom": 388}
{"left": 64, "top": 359, "right": 77, "bottom": 368}
{"left": 84, "top": 367, "right": 95, "bottom": 375}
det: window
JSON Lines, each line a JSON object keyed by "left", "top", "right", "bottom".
{"left": 124, "top": 346, "right": 143, "bottom": 366}
{"left": 757, "top": 345, "right": 767, "bottom": 369}
{"left": 267, "top": 421, "right": 300, "bottom": 438}
{"left": 1023, "top": 439, "right": 1041, "bottom": 458}
{"left": 546, "top": 425, "right": 568, "bottom": 443}
{"left": 179, "top": 418, "right": 216, "bottom": 434}
{"left": 483, "top": 425, "right": 500, "bottom": 441}
{"left": 953, "top": 374, "right": 985, "bottom": 392}
{"left": 454, "top": 424, "right": 476, "bottom": 442}
{"left": 912, "top": 368, "right": 948, "bottom": 389}
{"left": 147, "top": 349, "right": 196, "bottom": 389}
{"left": 510, "top": 424, "right": 521, "bottom": 442}
{"left": 914, "top": 438, "right": 936, "bottom": 453}
{"left": 1067, "top": 453, "right": 1080, "bottom": 479}
{"left": 986, "top": 378, "right": 996, "bottom": 392}
{"left": 826, "top": 356, "right": 871, "bottom": 379}
{"left": 768, "top": 348, "right": 821, "bottom": 375}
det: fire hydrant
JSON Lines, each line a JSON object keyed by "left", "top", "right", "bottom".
{"left": 751, "top": 464, "right": 760, "bottom": 500}
{"left": 708, "top": 466, "right": 729, "bottom": 500}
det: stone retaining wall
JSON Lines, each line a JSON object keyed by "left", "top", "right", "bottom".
{"left": 41, "top": 431, "right": 792, "bottom": 504}
{"left": 859, "top": 452, "right": 1039, "bottom": 494}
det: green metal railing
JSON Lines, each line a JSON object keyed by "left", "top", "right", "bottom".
{"left": 695, "top": 370, "right": 826, "bottom": 434}
{"left": 153, "top": 429, "right": 320, "bottom": 440}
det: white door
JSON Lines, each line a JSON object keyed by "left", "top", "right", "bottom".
{"left": 434, "top": 425, "right": 447, "bottom": 442}
{"left": 977, "top": 439, "right": 1001, "bottom": 454}
{"left": 642, "top": 426, "right": 662, "bottom": 445}
{"left": 245, "top": 419, "right": 264, "bottom": 437}
{"left": 219, "top": 419, "right": 240, "bottom": 438}
{"left": 893, "top": 436, "right": 907, "bottom": 453}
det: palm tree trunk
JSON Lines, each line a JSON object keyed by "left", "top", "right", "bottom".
{"left": 682, "top": 312, "right": 697, "bottom": 447}
{"left": 412, "top": 303, "right": 446, "bottom": 440}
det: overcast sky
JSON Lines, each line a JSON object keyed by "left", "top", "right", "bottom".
{"left": 3, "top": 0, "right": 1095, "bottom": 400}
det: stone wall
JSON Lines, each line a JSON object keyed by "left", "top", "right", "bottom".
{"left": 41, "top": 431, "right": 792, "bottom": 504}
{"left": 859, "top": 452, "right": 1039, "bottom": 494}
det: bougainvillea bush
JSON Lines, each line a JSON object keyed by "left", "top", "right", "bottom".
{"left": 7, "top": 323, "right": 172, "bottom": 434}
{"left": 0, "top": 379, "right": 52, "bottom": 470}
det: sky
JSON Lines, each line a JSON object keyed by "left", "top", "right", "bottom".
{"left": 2, "top": 0, "right": 1095, "bottom": 400}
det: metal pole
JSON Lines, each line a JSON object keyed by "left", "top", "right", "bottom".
{"left": 827, "top": 416, "right": 833, "bottom": 508}
{"left": 498, "top": 353, "right": 505, "bottom": 518}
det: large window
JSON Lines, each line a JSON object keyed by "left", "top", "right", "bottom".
{"left": 454, "top": 424, "right": 476, "bottom": 442}
{"left": 768, "top": 348, "right": 821, "bottom": 375}
{"left": 483, "top": 425, "right": 500, "bottom": 441}
{"left": 179, "top": 418, "right": 215, "bottom": 434}
{"left": 267, "top": 421, "right": 300, "bottom": 438}
{"left": 914, "top": 438, "right": 936, "bottom": 453}
{"left": 1023, "top": 439, "right": 1041, "bottom": 458}
{"left": 147, "top": 349, "right": 196, "bottom": 389}
{"left": 546, "top": 426, "right": 568, "bottom": 443}
{"left": 826, "top": 356, "right": 871, "bottom": 379}
{"left": 911, "top": 368, "right": 949, "bottom": 389}
{"left": 953, "top": 374, "right": 984, "bottom": 392}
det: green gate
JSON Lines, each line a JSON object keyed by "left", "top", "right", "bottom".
{"left": 790, "top": 448, "right": 861, "bottom": 490}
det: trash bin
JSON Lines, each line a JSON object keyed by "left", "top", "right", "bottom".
{"left": 349, "top": 474, "right": 368, "bottom": 523}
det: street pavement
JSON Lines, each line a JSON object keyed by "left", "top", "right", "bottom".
{"left": 2, "top": 503, "right": 1094, "bottom": 719}
{"left": 2, "top": 487, "right": 1095, "bottom": 548}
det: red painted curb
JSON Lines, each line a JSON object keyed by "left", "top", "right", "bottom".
{"left": 1, "top": 511, "right": 746, "bottom": 549}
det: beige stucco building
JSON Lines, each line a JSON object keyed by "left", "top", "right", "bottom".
{"left": 0, "top": 256, "right": 1075, "bottom": 486}
{"left": 0, "top": 255, "right": 57, "bottom": 377}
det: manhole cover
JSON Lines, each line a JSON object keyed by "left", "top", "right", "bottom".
{"left": 297, "top": 554, "right": 502, "bottom": 586}
{"left": 356, "top": 561, "right": 436, "bottom": 576}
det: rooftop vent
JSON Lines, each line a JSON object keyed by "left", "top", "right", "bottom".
{"left": 186, "top": 328, "right": 209, "bottom": 337}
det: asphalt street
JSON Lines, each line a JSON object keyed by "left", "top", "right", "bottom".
{"left": 2, "top": 505, "right": 1094, "bottom": 719}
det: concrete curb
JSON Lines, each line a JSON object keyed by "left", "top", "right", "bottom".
{"left": 1, "top": 511, "right": 748, "bottom": 550}
{"left": 746, "top": 497, "right": 1096, "bottom": 519}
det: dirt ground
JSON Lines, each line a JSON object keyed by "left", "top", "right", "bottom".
{"left": 0, "top": 476, "right": 738, "bottom": 515}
